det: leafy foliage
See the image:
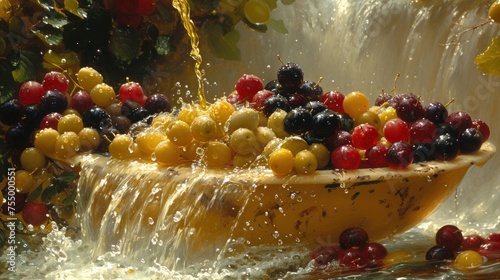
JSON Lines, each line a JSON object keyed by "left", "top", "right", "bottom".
{"left": 475, "top": 35, "right": 500, "bottom": 76}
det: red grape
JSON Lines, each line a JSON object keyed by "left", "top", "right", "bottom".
{"left": 71, "top": 90, "right": 94, "bottom": 115}
{"left": 337, "top": 248, "right": 367, "bottom": 268}
{"left": 39, "top": 112, "right": 63, "bottom": 130}
{"left": 472, "top": 119, "right": 490, "bottom": 142}
{"left": 351, "top": 123, "right": 379, "bottom": 150}
{"left": 366, "top": 143, "right": 388, "bottom": 168}
{"left": 22, "top": 201, "right": 49, "bottom": 227}
{"left": 386, "top": 141, "right": 414, "bottom": 169}
{"left": 119, "top": 81, "right": 145, "bottom": 106}
{"left": 383, "top": 118, "right": 409, "bottom": 143}
{"left": 327, "top": 130, "right": 352, "bottom": 150}
{"left": 251, "top": 89, "right": 274, "bottom": 111}
{"left": 42, "top": 71, "right": 70, "bottom": 93}
{"left": 409, "top": 118, "right": 437, "bottom": 144}
{"left": 331, "top": 145, "right": 361, "bottom": 170}
{"left": 137, "top": 0, "right": 157, "bottom": 16}
{"left": 320, "top": 90, "right": 345, "bottom": 113}
{"left": 362, "top": 242, "right": 388, "bottom": 261}
{"left": 435, "top": 225, "right": 463, "bottom": 251}
{"left": 18, "top": 81, "right": 45, "bottom": 106}
{"left": 234, "top": 74, "right": 264, "bottom": 101}
{"left": 339, "top": 227, "right": 369, "bottom": 249}
{"left": 311, "top": 245, "right": 343, "bottom": 266}
{"left": 486, "top": 233, "right": 500, "bottom": 243}
{"left": 144, "top": 93, "right": 171, "bottom": 114}
{"left": 478, "top": 241, "right": 500, "bottom": 260}
{"left": 446, "top": 111, "right": 472, "bottom": 135}
{"left": 461, "top": 234, "right": 484, "bottom": 251}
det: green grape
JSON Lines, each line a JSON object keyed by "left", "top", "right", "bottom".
{"left": 308, "top": 143, "right": 330, "bottom": 169}
{"left": 136, "top": 130, "right": 166, "bottom": 155}
{"left": 20, "top": 147, "right": 47, "bottom": 172}
{"left": 229, "top": 128, "right": 260, "bottom": 155}
{"left": 57, "top": 113, "right": 84, "bottom": 134}
{"left": 34, "top": 128, "right": 60, "bottom": 155}
{"left": 267, "top": 109, "right": 290, "bottom": 138}
{"left": 108, "top": 134, "right": 134, "bottom": 160}
{"left": 280, "top": 136, "right": 308, "bottom": 156}
{"left": 77, "top": 67, "right": 103, "bottom": 93}
{"left": 90, "top": 83, "right": 116, "bottom": 108}
{"left": 78, "top": 127, "right": 101, "bottom": 152}
{"left": 225, "top": 107, "right": 259, "bottom": 134}
{"left": 244, "top": 0, "right": 271, "bottom": 24}
{"left": 154, "top": 140, "right": 180, "bottom": 165}
{"left": 294, "top": 149, "right": 318, "bottom": 175}
{"left": 354, "top": 110, "right": 381, "bottom": 130}
{"left": 255, "top": 126, "right": 276, "bottom": 147}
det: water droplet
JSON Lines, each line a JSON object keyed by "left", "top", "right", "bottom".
{"left": 173, "top": 211, "right": 183, "bottom": 222}
{"left": 148, "top": 217, "right": 154, "bottom": 225}
{"left": 273, "top": 231, "right": 279, "bottom": 238}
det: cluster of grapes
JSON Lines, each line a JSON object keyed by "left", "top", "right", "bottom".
{"left": 110, "top": 0, "right": 157, "bottom": 27}
{"left": 0, "top": 67, "right": 171, "bottom": 228}
{"left": 310, "top": 227, "right": 389, "bottom": 270}
{"left": 426, "top": 225, "right": 500, "bottom": 269}
{"left": 225, "top": 60, "right": 490, "bottom": 172}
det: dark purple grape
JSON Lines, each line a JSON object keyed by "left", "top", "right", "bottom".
{"left": 337, "top": 113, "right": 354, "bottom": 132}
{"left": 436, "top": 123, "right": 459, "bottom": 139}
{"left": 425, "top": 245, "right": 455, "bottom": 261}
{"left": 436, "top": 225, "right": 463, "bottom": 251}
{"left": 112, "top": 115, "right": 132, "bottom": 133}
{"left": 82, "top": 106, "right": 111, "bottom": 129}
{"left": 297, "top": 80, "right": 323, "bottom": 101}
{"left": 433, "top": 134, "right": 460, "bottom": 161}
{"left": 339, "top": 227, "right": 369, "bottom": 249}
{"left": 301, "top": 132, "right": 324, "bottom": 145}
{"left": 409, "top": 118, "right": 437, "bottom": 144}
{"left": 423, "top": 102, "right": 448, "bottom": 125}
{"left": 393, "top": 93, "right": 423, "bottom": 123}
{"left": 262, "top": 94, "right": 290, "bottom": 117}
{"left": 366, "top": 143, "right": 388, "bottom": 168}
{"left": 128, "top": 107, "right": 151, "bottom": 123}
{"left": 264, "top": 79, "right": 280, "bottom": 91}
{"left": 446, "top": 111, "right": 472, "bottom": 135}
{"left": 121, "top": 100, "right": 142, "bottom": 117}
{"left": 144, "top": 93, "right": 171, "bottom": 114}
{"left": 311, "top": 110, "right": 341, "bottom": 138}
{"left": 374, "top": 93, "right": 393, "bottom": 106}
{"left": 5, "top": 123, "right": 29, "bottom": 149}
{"left": 327, "top": 130, "right": 352, "bottom": 150}
{"left": 459, "top": 128, "right": 483, "bottom": 154}
{"left": 413, "top": 143, "right": 435, "bottom": 163}
{"left": 71, "top": 90, "right": 94, "bottom": 115}
{"left": 21, "top": 104, "right": 43, "bottom": 130}
{"left": 287, "top": 93, "right": 308, "bottom": 109}
{"left": 311, "top": 245, "right": 342, "bottom": 266}
{"left": 283, "top": 107, "right": 313, "bottom": 135}
{"left": 305, "top": 101, "right": 328, "bottom": 116}
{"left": 40, "top": 90, "right": 68, "bottom": 114}
{"left": 386, "top": 141, "right": 414, "bottom": 169}
{"left": 277, "top": 62, "right": 304, "bottom": 92}
{"left": 0, "top": 99, "right": 23, "bottom": 126}
{"left": 105, "top": 102, "right": 123, "bottom": 117}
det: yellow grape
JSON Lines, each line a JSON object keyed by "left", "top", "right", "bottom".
{"left": 167, "top": 120, "right": 193, "bottom": 146}
{"left": 268, "top": 148, "right": 294, "bottom": 176}
{"left": 343, "top": 91, "right": 370, "bottom": 119}
{"left": 90, "top": 83, "right": 116, "bottom": 108}
{"left": 108, "top": 134, "right": 134, "bottom": 160}
{"left": 255, "top": 126, "right": 276, "bottom": 147}
{"left": 57, "top": 113, "right": 84, "bottom": 134}
{"left": 204, "top": 141, "right": 233, "bottom": 166}
{"left": 63, "top": 108, "right": 81, "bottom": 117}
{"left": 308, "top": 143, "right": 330, "bottom": 169}
{"left": 208, "top": 99, "right": 235, "bottom": 126}
{"left": 294, "top": 150, "right": 318, "bottom": 175}
{"left": 136, "top": 131, "right": 166, "bottom": 155}
{"left": 34, "top": 128, "right": 59, "bottom": 155}
{"left": 267, "top": 109, "right": 290, "bottom": 138}
{"left": 77, "top": 67, "right": 103, "bottom": 93}
{"left": 14, "top": 170, "right": 33, "bottom": 193}
{"left": 244, "top": 0, "right": 271, "bottom": 24}
{"left": 232, "top": 153, "right": 258, "bottom": 168}
{"left": 20, "top": 147, "right": 46, "bottom": 172}
{"left": 454, "top": 250, "right": 484, "bottom": 270}
{"left": 78, "top": 127, "right": 100, "bottom": 152}
{"left": 151, "top": 114, "right": 175, "bottom": 130}
{"left": 229, "top": 128, "right": 260, "bottom": 155}
{"left": 182, "top": 140, "right": 206, "bottom": 161}
{"left": 154, "top": 140, "right": 180, "bottom": 165}
{"left": 226, "top": 107, "right": 259, "bottom": 134}
{"left": 280, "top": 136, "right": 309, "bottom": 156}
{"left": 190, "top": 115, "right": 217, "bottom": 142}
{"left": 177, "top": 104, "right": 200, "bottom": 125}
{"left": 489, "top": 1, "right": 500, "bottom": 23}
{"left": 54, "top": 131, "right": 80, "bottom": 159}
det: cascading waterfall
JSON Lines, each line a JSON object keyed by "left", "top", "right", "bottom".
{"left": 3, "top": 0, "right": 499, "bottom": 278}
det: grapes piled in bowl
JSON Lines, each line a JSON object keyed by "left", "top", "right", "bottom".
{"left": 0, "top": 62, "right": 495, "bottom": 251}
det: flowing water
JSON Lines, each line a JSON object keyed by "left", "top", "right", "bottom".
{"left": 2, "top": 0, "right": 500, "bottom": 279}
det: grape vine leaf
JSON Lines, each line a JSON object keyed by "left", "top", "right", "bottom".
{"left": 475, "top": 35, "right": 500, "bottom": 76}
{"left": 206, "top": 23, "right": 240, "bottom": 60}
{"left": 263, "top": 0, "right": 278, "bottom": 10}
{"left": 43, "top": 50, "right": 80, "bottom": 70}
{"left": 64, "top": 0, "right": 86, "bottom": 19}
{"left": 10, "top": 48, "right": 43, "bottom": 83}
{"left": 267, "top": 18, "right": 288, "bottom": 34}
{"left": 109, "top": 27, "right": 141, "bottom": 62}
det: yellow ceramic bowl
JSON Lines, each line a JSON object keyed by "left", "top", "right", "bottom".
{"left": 74, "top": 142, "right": 495, "bottom": 258}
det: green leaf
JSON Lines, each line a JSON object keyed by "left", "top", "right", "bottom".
{"left": 109, "top": 27, "right": 141, "bottom": 62}
{"left": 43, "top": 50, "right": 80, "bottom": 70}
{"left": 266, "top": 18, "right": 288, "bottom": 34}
{"left": 27, "top": 183, "right": 43, "bottom": 202}
{"left": 206, "top": 23, "right": 240, "bottom": 60}
{"left": 32, "top": 25, "right": 63, "bottom": 46}
{"left": 11, "top": 48, "right": 44, "bottom": 83}
{"left": 155, "top": 35, "right": 172, "bottom": 56}
{"left": 41, "top": 184, "right": 57, "bottom": 203}
{"left": 64, "top": 0, "right": 85, "bottom": 18}
{"left": 280, "top": 0, "right": 295, "bottom": 5}
{"left": 62, "top": 191, "right": 77, "bottom": 206}
{"left": 475, "top": 35, "right": 500, "bottom": 76}
{"left": 54, "top": 171, "right": 77, "bottom": 185}
{"left": 42, "top": 12, "right": 69, "bottom": 29}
